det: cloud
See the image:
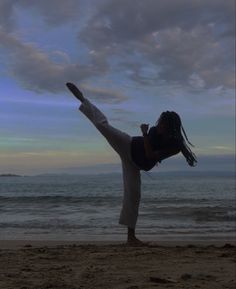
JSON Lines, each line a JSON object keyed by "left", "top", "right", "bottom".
{"left": 0, "top": 0, "right": 17, "bottom": 31}
{"left": 80, "top": 84, "right": 128, "bottom": 104}
{"left": 0, "top": 29, "right": 125, "bottom": 104}
{"left": 0, "top": 0, "right": 82, "bottom": 29}
{"left": 0, "top": 0, "right": 234, "bottom": 96}
{"left": 80, "top": 0, "right": 235, "bottom": 88}
{"left": 108, "top": 108, "right": 140, "bottom": 128}
{"left": 0, "top": 0, "right": 111, "bottom": 95}
{"left": 0, "top": 1, "right": 93, "bottom": 88}
{"left": 0, "top": 28, "right": 108, "bottom": 93}
{"left": 19, "top": 0, "right": 82, "bottom": 26}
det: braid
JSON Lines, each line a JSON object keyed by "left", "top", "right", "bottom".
{"left": 181, "top": 125, "right": 194, "bottom": 147}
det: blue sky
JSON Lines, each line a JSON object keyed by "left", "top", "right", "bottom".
{"left": 0, "top": 0, "right": 235, "bottom": 175}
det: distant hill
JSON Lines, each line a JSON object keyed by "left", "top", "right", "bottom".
{"left": 0, "top": 174, "right": 22, "bottom": 177}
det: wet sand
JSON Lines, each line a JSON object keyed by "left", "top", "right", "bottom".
{"left": 0, "top": 240, "right": 235, "bottom": 289}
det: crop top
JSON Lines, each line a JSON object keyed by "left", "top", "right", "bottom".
{"left": 131, "top": 126, "right": 181, "bottom": 171}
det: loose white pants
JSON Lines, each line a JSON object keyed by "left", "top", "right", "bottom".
{"left": 79, "top": 99, "right": 141, "bottom": 229}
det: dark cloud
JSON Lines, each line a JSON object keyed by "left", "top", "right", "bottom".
{"left": 81, "top": 0, "right": 234, "bottom": 45}
{"left": 80, "top": 0, "right": 235, "bottom": 88}
{"left": 18, "top": 0, "right": 82, "bottom": 26}
{"left": 0, "top": 0, "right": 16, "bottom": 31}
{"left": 0, "top": 0, "right": 82, "bottom": 29}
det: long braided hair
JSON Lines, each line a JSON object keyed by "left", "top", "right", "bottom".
{"left": 156, "top": 111, "right": 197, "bottom": 167}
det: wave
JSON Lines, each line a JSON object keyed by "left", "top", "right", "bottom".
{"left": 0, "top": 195, "right": 120, "bottom": 204}
{"left": 0, "top": 195, "right": 234, "bottom": 203}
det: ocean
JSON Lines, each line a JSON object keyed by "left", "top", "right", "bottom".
{"left": 0, "top": 172, "right": 235, "bottom": 242}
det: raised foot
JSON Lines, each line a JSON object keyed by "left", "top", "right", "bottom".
{"left": 66, "top": 82, "right": 85, "bottom": 102}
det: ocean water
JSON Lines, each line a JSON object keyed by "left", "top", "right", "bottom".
{"left": 0, "top": 172, "right": 235, "bottom": 241}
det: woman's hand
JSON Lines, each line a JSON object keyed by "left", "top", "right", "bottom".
{"left": 140, "top": 123, "right": 149, "bottom": 135}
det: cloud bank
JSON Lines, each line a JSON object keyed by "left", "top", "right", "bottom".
{"left": 0, "top": 0, "right": 234, "bottom": 96}
{"left": 81, "top": 0, "right": 235, "bottom": 88}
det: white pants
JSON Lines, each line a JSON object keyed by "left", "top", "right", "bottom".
{"left": 79, "top": 99, "right": 141, "bottom": 229}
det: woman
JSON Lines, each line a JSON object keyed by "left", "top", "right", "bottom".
{"left": 66, "top": 82, "right": 197, "bottom": 245}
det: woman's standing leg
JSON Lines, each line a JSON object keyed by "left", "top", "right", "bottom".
{"left": 119, "top": 158, "right": 142, "bottom": 244}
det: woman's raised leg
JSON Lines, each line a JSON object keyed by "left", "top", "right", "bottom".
{"left": 66, "top": 82, "right": 132, "bottom": 160}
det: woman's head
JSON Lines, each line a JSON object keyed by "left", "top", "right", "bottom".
{"left": 156, "top": 111, "right": 182, "bottom": 136}
{"left": 156, "top": 111, "right": 197, "bottom": 167}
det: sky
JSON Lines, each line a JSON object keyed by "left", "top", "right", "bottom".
{"left": 0, "top": 0, "right": 235, "bottom": 175}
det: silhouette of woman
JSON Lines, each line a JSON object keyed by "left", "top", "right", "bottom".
{"left": 66, "top": 82, "right": 197, "bottom": 245}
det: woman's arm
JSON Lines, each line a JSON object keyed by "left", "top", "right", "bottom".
{"left": 140, "top": 124, "right": 156, "bottom": 160}
{"left": 141, "top": 124, "right": 163, "bottom": 161}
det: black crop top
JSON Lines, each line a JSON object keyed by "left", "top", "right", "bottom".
{"left": 131, "top": 126, "right": 181, "bottom": 171}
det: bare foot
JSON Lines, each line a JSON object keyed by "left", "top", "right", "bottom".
{"left": 66, "top": 82, "right": 85, "bottom": 102}
{"left": 127, "top": 236, "right": 145, "bottom": 246}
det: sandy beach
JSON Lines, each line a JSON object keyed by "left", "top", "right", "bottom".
{"left": 0, "top": 240, "right": 235, "bottom": 289}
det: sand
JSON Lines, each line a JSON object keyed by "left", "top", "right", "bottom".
{"left": 0, "top": 240, "right": 235, "bottom": 289}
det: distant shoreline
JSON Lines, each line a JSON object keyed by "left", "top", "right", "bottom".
{"left": 0, "top": 174, "right": 22, "bottom": 177}
{"left": 0, "top": 170, "right": 234, "bottom": 178}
